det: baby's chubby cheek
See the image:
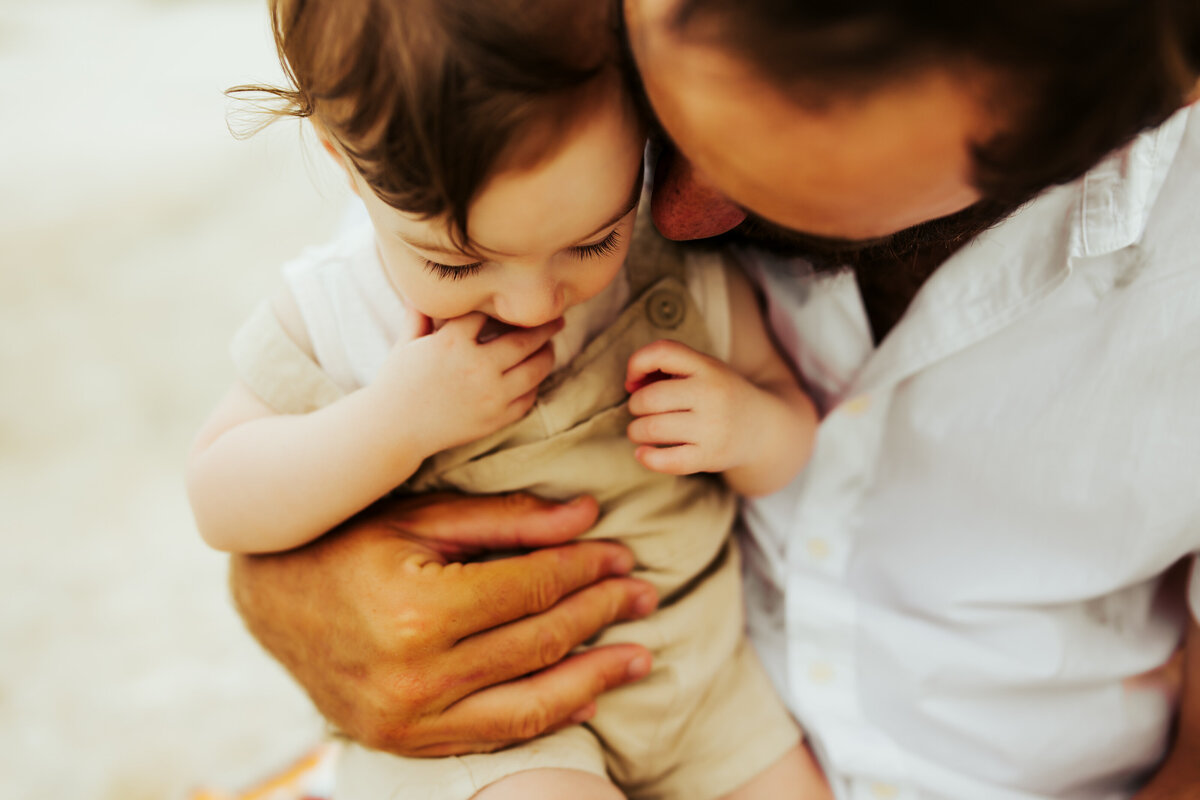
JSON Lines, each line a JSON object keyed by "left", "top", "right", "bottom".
{"left": 650, "top": 148, "right": 746, "bottom": 241}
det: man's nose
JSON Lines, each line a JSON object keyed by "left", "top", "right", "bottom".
{"left": 650, "top": 146, "right": 746, "bottom": 240}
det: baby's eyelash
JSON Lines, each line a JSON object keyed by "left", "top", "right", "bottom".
{"left": 423, "top": 228, "right": 622, "bottom": 279}
{"left": 573, "top": 229, "right": 622, "bottom": 260}
{"left": 424, "top": 260, "right": 483, "bottom": 281}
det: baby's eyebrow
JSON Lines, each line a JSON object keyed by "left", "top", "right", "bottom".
{"left": 396, "top": 235, "right": 493, "bottom": 258}
{"left": 576, "top": 167, "right": 645, "bottom": 242}
{"left": 398, "top": 164, "right": 645, "bottom": 258}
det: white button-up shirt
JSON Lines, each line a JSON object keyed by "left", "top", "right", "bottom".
{"left": 739, "top": 104, "right": 1199, "bottom": 800}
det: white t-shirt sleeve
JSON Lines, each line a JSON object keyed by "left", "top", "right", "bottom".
{"left": 282, "top": 215, "right": 425, "bottom": 392}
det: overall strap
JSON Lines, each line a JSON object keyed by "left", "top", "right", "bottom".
{"left": 623, "top": 200, "right": 689, "bottom": 297}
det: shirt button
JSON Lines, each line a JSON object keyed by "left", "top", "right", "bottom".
{"left": 645, "top": 289, "right": 686, "bottom": 329}
{"left": 869, "top": 783, "right": 899, "bottom": 799}
{"left": 806, "top": 538, "right": 830, "bottom": 560}
{"left": 842, "top": 395, "right": 872, "bottom": 416}
{"left": 808, "top": 662, "right": 835, "bottom": 685}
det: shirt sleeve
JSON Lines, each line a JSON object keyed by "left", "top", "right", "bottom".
{"left": 229, "top": 300, "right": 346, "bottom": 415}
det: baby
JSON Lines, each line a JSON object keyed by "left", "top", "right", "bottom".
{"left": 187, "top": 0, "right": 822, "bottom": 798}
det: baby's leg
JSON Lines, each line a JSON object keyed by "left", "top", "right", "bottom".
{"left": 717, "top": 743, "right": 833, "bottom": 800}
{"left": 472, "top": 767, "right": 625, "bottom": 800}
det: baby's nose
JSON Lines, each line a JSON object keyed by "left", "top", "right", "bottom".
{"left": 495, "top": 285, "right": 565, "bottom": 328}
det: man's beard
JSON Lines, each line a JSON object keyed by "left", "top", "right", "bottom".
{"left": 700, "top": 196, "right": 1031, "bottom": 342}
{"left": 722, "top": 196, "right": 1027, "bottom": 273}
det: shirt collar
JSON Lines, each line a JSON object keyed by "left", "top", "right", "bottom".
{"left": 1076, "top": 105, "right": 1192, "bottom": 258}
{"left": 848, "top": 106, "right": 1192, "bottom": 396}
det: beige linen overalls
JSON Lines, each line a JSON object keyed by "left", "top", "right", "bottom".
{"left": 232, "top": 222, "right": 800, "bottom": 800}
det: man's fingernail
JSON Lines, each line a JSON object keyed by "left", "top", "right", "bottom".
{"left": 568, "top": 704, "right": 596, "bottom": 724}
{"left": 561, "top": 496, "right": 594, "bottom": 514}
{"left": 634, "top": 591, "right": 656, "bottom": 616}
{"left": 626, "top": 655, "right": 651, "bottom": 680}
{"left": 609, "top": 550, "right": 636, "bottom": 574}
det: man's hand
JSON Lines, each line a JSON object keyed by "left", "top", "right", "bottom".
{"left": 1133, "top": 615, "right": 1200, "bottom": 799}
{"left": 229, "top": 492, "right": 658, "bottom": 757}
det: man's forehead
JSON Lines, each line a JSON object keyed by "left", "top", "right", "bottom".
{"left": 624, "top": 0, "right": 759, "bottom": 73}
{"left": 626, "top": 0, "right": 991, "bottom": 240}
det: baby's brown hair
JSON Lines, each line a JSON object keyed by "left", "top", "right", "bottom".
{"left": 232, "top": 0, "right": 627, "bottom": 248}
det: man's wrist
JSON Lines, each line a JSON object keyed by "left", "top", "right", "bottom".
{"left": 1133, "top": 747, "right": 1200, "bottom": 799}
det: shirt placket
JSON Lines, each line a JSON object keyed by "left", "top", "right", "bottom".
{"left": 786, "top": 378, "right": 917, "bottom": 800}
{"left": 773, "top": 268, "right": 917, "bottom": 798}
{"left": 778, "top": 188, "right": 1081, "bottom": 800}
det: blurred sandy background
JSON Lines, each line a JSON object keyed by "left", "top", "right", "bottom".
{"left": 0, "top": 2, "right": 353, "bottom": 797}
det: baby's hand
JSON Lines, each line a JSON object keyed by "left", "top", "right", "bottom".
{"left": 625, "top": 339, "right": 764, "bottom": 476}
{"left": 374, "top": 313, "right": 561, "bottom": 454}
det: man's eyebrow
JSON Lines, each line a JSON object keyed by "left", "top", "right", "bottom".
{"left": 398, "top": 165, "right": 645, "bottom": 258}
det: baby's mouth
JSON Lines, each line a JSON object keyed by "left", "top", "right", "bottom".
{"left": 475, "top": 316, "right": 526, "bottom": 343}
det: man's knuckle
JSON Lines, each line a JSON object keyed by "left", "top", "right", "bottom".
{"left": 347, "top": 666, "right": 461, "bottom": 754}
{"left": 344, "top": 685, "right": 418, "bottom": 751}
{"left": 384, "top": 606, "right": 436, "bottom": 651}
{"left": 605, "top": 583, "right": 630, "bottom": 622}
{"left": 528, "top": 575, "right": 559, "bottom": 614}
{"left": 360, "top": 716, "right": 412, "bottom": 753}
{"left": 500, "top": 491, "right": 536, "bottom": 513}
{"left": 387, "top": 669, "right": 440, "bottom": 713}
{"left": 510, "top": 700, "right": 552, "bottom": 740}
{"left": 535, "top": 624, "right": 574, "bottom": 668}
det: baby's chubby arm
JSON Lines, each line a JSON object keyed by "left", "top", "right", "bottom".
{"left": 186, "top": 289, "right": 560, "bottom": 553}
{"left": 625, "top": 267, "right": 817, "bottom": 497}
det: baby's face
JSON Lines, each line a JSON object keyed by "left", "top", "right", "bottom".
{"left": 350, "top": 89, "right": 646, "bottom": 328}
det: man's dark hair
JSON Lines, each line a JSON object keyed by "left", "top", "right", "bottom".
{"left": 672, "top": 0, "right": 1200, "bottom": 205}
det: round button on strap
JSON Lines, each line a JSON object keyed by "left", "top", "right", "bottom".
{"left": 645, "top": 288, "right": 685, "bottom": 329}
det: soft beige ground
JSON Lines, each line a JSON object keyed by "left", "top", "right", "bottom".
{"left": 0, "top": 2, "right": 353, "bottom": 798}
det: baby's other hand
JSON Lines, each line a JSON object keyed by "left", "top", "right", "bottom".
{"left": 625, "top": 339, "right": 760, "bottom": 476}
{"left": 375, "top": 313, "right": 562, "bottom": 453}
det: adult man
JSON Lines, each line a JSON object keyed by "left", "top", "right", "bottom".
{"left": 231, "top": 1, "right": 1200, "bottom": 797}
